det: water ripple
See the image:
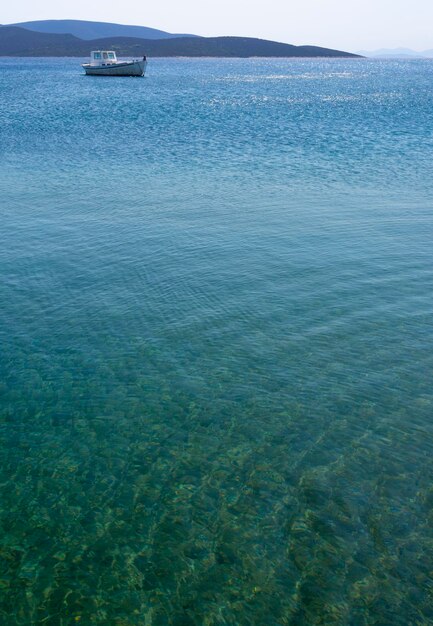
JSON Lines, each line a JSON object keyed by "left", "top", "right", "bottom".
{"left": 1, "top": 57, "right": 433, "bottom": 625}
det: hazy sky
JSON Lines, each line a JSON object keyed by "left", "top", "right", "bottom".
{"left": 3, "top": 0, "right": 433, "bottom": 52}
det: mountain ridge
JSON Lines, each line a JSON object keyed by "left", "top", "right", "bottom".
{"left": 9, "top": 19, "right": 199, "bottom": 40}
{"left": 0, "top": 26, "right": 361, "bottom": 58}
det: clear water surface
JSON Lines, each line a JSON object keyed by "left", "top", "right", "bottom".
{"left": 1, "top": 57, "right": 433, "bottom": 625}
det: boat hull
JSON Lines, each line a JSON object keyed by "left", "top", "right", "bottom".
{"left": 83, "top": 60, "right": 147, "bottom": 77}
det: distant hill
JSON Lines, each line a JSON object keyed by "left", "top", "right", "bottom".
{"left": 0, "top": 26, "right": 361, "bottom": 58}
{"left": 0, "top": 27, "right": 81, "bottom": 56}
{"left": 9, "top": 19, "right": 199, "bottom": 40}
{"left": 358, "top": 47, "right": 432, "bottom": 58}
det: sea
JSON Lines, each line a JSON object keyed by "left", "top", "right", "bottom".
{"left": 1, "top": 57, "right": 433, "bottom": 625}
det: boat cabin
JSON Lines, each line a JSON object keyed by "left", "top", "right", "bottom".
{"left": 89, "top": 51, "right": 118, "bottom": 66}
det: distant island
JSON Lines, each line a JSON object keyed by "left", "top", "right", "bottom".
{"left": 0, "top": 21, "right": 361, "bottom": 58}
{"left": 357, "top": 47, "right": 433, "bottom": 59}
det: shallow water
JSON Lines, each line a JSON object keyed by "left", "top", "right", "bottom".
{"left": 1, "top": 57, "right": 433, "bottom": 625}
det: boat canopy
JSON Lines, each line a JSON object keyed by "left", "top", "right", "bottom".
{"left": 89, "top": 51, "right": 117, "bottom": 65}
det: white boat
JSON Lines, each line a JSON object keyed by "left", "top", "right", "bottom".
{"left": 82, "top": 51, "right": 147, "bottom": 76}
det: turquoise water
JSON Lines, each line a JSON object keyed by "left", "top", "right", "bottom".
{"left": 1, "top": 57, "right": 433, "bottom": 625}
